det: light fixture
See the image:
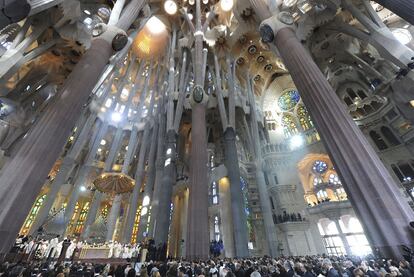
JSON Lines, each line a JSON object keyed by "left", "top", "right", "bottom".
{"left": 189, "top": 0, "right": 195, "bottom": 5}
{"left": 141, "top": 207, "right": 148, "bottom": 216}
{"left": 146, "top": 16, "right": 166, "bottom": 34}
{"left": 410, "top": 100, "right": 414, "bottom": 108}
{"left": 164, "top": 0, "right": 178, "bottom": 15}
{"left": 111, "top": 111, "right": 122, "bottom": 122}
{"left": 290, "top": 134, "right": 304, "bottom": 149}
{"left": 100, "top": 139, "right": 106, "bottom": 145}
{"left": 202, "top": 0, "right": 208, "bottom": 4}
{"left": 83, "top": 9, "right": 91, "bottom": 15}
{"left": 80, "top": 186, "right": 87, "bottom": 192}
{"left": 220, "top": 0, "right": 234, "bottom": 12}
{"left": 392, "top": 28, "right": 412, "bottom": 45}
{"left": 188, "top": 13, "right": 193, "bottom": 20}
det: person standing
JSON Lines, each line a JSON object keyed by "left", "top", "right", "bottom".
{"left": 322, "top": 259, "right": 339, "bottom": 277}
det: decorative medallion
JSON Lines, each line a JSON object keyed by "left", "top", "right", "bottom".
{"left": 193, "top": 85, "right": 204, "bottom": 103}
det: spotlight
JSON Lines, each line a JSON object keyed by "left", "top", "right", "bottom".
{"left": 111, "top": 112, "right": 122, "bottom": 122}
{"left": 220, "top": 0, "right": 233, "bottom": 12}
{"left": 143, "top": 196, "right": 150, "bottom": 206}
{"left": 141, "top": 207, "right": 148, "bottom": 216}
{"left": 80, "top": 186, "right": 87, "bottom": 192}
{"left": 392, "top": 28, "right": 412, "bottom": 45}
{"left": 146, "top": 16, "right": 166, "bottom": 34}
{"left": 164, "top": 0, "right": 178, "bottom": 15}
{"left": 290, "top": 135, "right": 304, "bottom": 149}
{"left": 100, "top": 139, "right": 106, "bottom": 145}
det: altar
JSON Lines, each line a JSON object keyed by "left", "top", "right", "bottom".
{"left": 78, "top": 246, "right": 110, "bottom": 259}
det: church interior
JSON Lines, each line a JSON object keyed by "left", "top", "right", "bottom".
{"left": 0, "top": 0, "right": 414, "bottom": 262}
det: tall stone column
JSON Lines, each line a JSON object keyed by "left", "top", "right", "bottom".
{"left": 136, "top": 121, "right": 158, "bottom": 242}
{"left": 373, "top": 0, "right": 414, "bottom": 25}
{"left": 223, "top": 128, "right": 250, "bottom": 257}
{"left": 60, "top": 122, "right": 109, "bottom": 235}
{"left": 186, "top": 0, "right": 210, "bottom": 259}
{"left": 259, "top": 12, "right": 414, "bottom": 257}
{"left": 122, "top": 125, "right": 151, "bottom": 243}
{"left": 168, "top": 194, "right": 182, "bottom": 257}
{"left": 106, "top": 126, "right": 139, "bottom": 241}
{"left": 213, "top": 54, "right": 250, "bottom": 257}
{"left": 81, "top": 127, "right": 125, "bottom": 239}
{"left": 246, "top": 76, "right": 279, "bottom": 257}
{"left": 180, "top": 189, "right": 189, "bottom": 257}
{"left": 186, "top": 103, "right": 209, "bottom": 259}
{"left": 153, "top": 130, "right": 177, "bottom": 244}
{"left": 0, "top": 0, "right": 146, "bottom": 255}
{"left": 29, "top": 113, "right": 97, "bottom": 235}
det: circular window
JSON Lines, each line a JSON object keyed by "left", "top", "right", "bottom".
{"left": 278, "top": 89, "right": 300, "bottom": 111}
{"left": 312, "top": 160, "right": 328, "bottom": 174}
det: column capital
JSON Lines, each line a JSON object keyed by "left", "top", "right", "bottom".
{"left": 189, "top": 85, "right": 209, "bottom": 107}
{"left": 223, "top": 127, "right": 236, "bottom": 141}
{"left": 259, "top": 12, "right": 295, "bottom": 43}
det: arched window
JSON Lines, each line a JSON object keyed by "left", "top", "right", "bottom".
{"left": 343, "top": 96, "right": 353, "bottom": 106}
{"left": 211, "top": 181, "right": 219, "bottom": 204}
{"left": 317, "top": 190, "right": 328, "bottom": 200}
{"left": 329, "top": 174, "right": 341, "bottom": 185}
{"left": 380, "top": 126, "right": 400, "bottom": 146}
{"left": 369, "top": 131, "right": 388, "bottom": 150}
{"left": 346, "top": 88, "right": 358, "bottom": 100}
{"left": 313, "top": 177, "right": 323, "bottom": 186}
{"left": 281, "top": 113, "right": 298, "bottom": 137}
{"left": 357, "top": 90, "right": 367, "bottom": 100}
{"left": 392, "top": 164, "right": 405, "bottom": 182}
{"left": 297, "top": 105, "right": 313, "bottom": 131}
{"left": 214, "top": 215, "right": 221, "bottom": 241}
{"left": 20, "top": 194, "right": 46, "bottom": 235}
{"left": 278, "top": 89, "right": 300, "bottom": 111}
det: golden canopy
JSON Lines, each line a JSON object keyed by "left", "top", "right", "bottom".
{"left": 93, "top": 172, "right": 135, "bottom": 194}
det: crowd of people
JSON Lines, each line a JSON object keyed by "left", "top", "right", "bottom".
{"left": 6, "top": 235, "right": 414, "bottom": 277}
{"left": 274, "top": 212, "right": 304, "bottom": 224}
{"left": 1, "top": 255, "right": 413, "bottom": 277}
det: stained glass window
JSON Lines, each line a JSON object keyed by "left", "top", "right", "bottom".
{"left": 278, "top": 89, "right": 300, "bottom": 111}
{"left": 313, "top": 160, "right": 328, "bottom": 174}
{"left": 214, "top": 215, "right": 221, "bottom": 241}
{"left": 74, "top": 202, "right": 90, "bottom": 234}
{"left": 131, "top": 206, "right": 142, "bottom": 244}
{"left": 297, "top": 105, "right": 313, "bottom": 131}
{"left": 313, "top": 177, "right": 323, "bottom": 186}
{"left": 20, "top": 194, "right": 46, "bottom": 235}
{"left": 317, "top": 190, "right": 328, "bottom": 200}
{"left": 281, "top": 113, "right": 298, "bottom": 137}
{"left": 329, "top": 174, "right": 341, "bottom": 185}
